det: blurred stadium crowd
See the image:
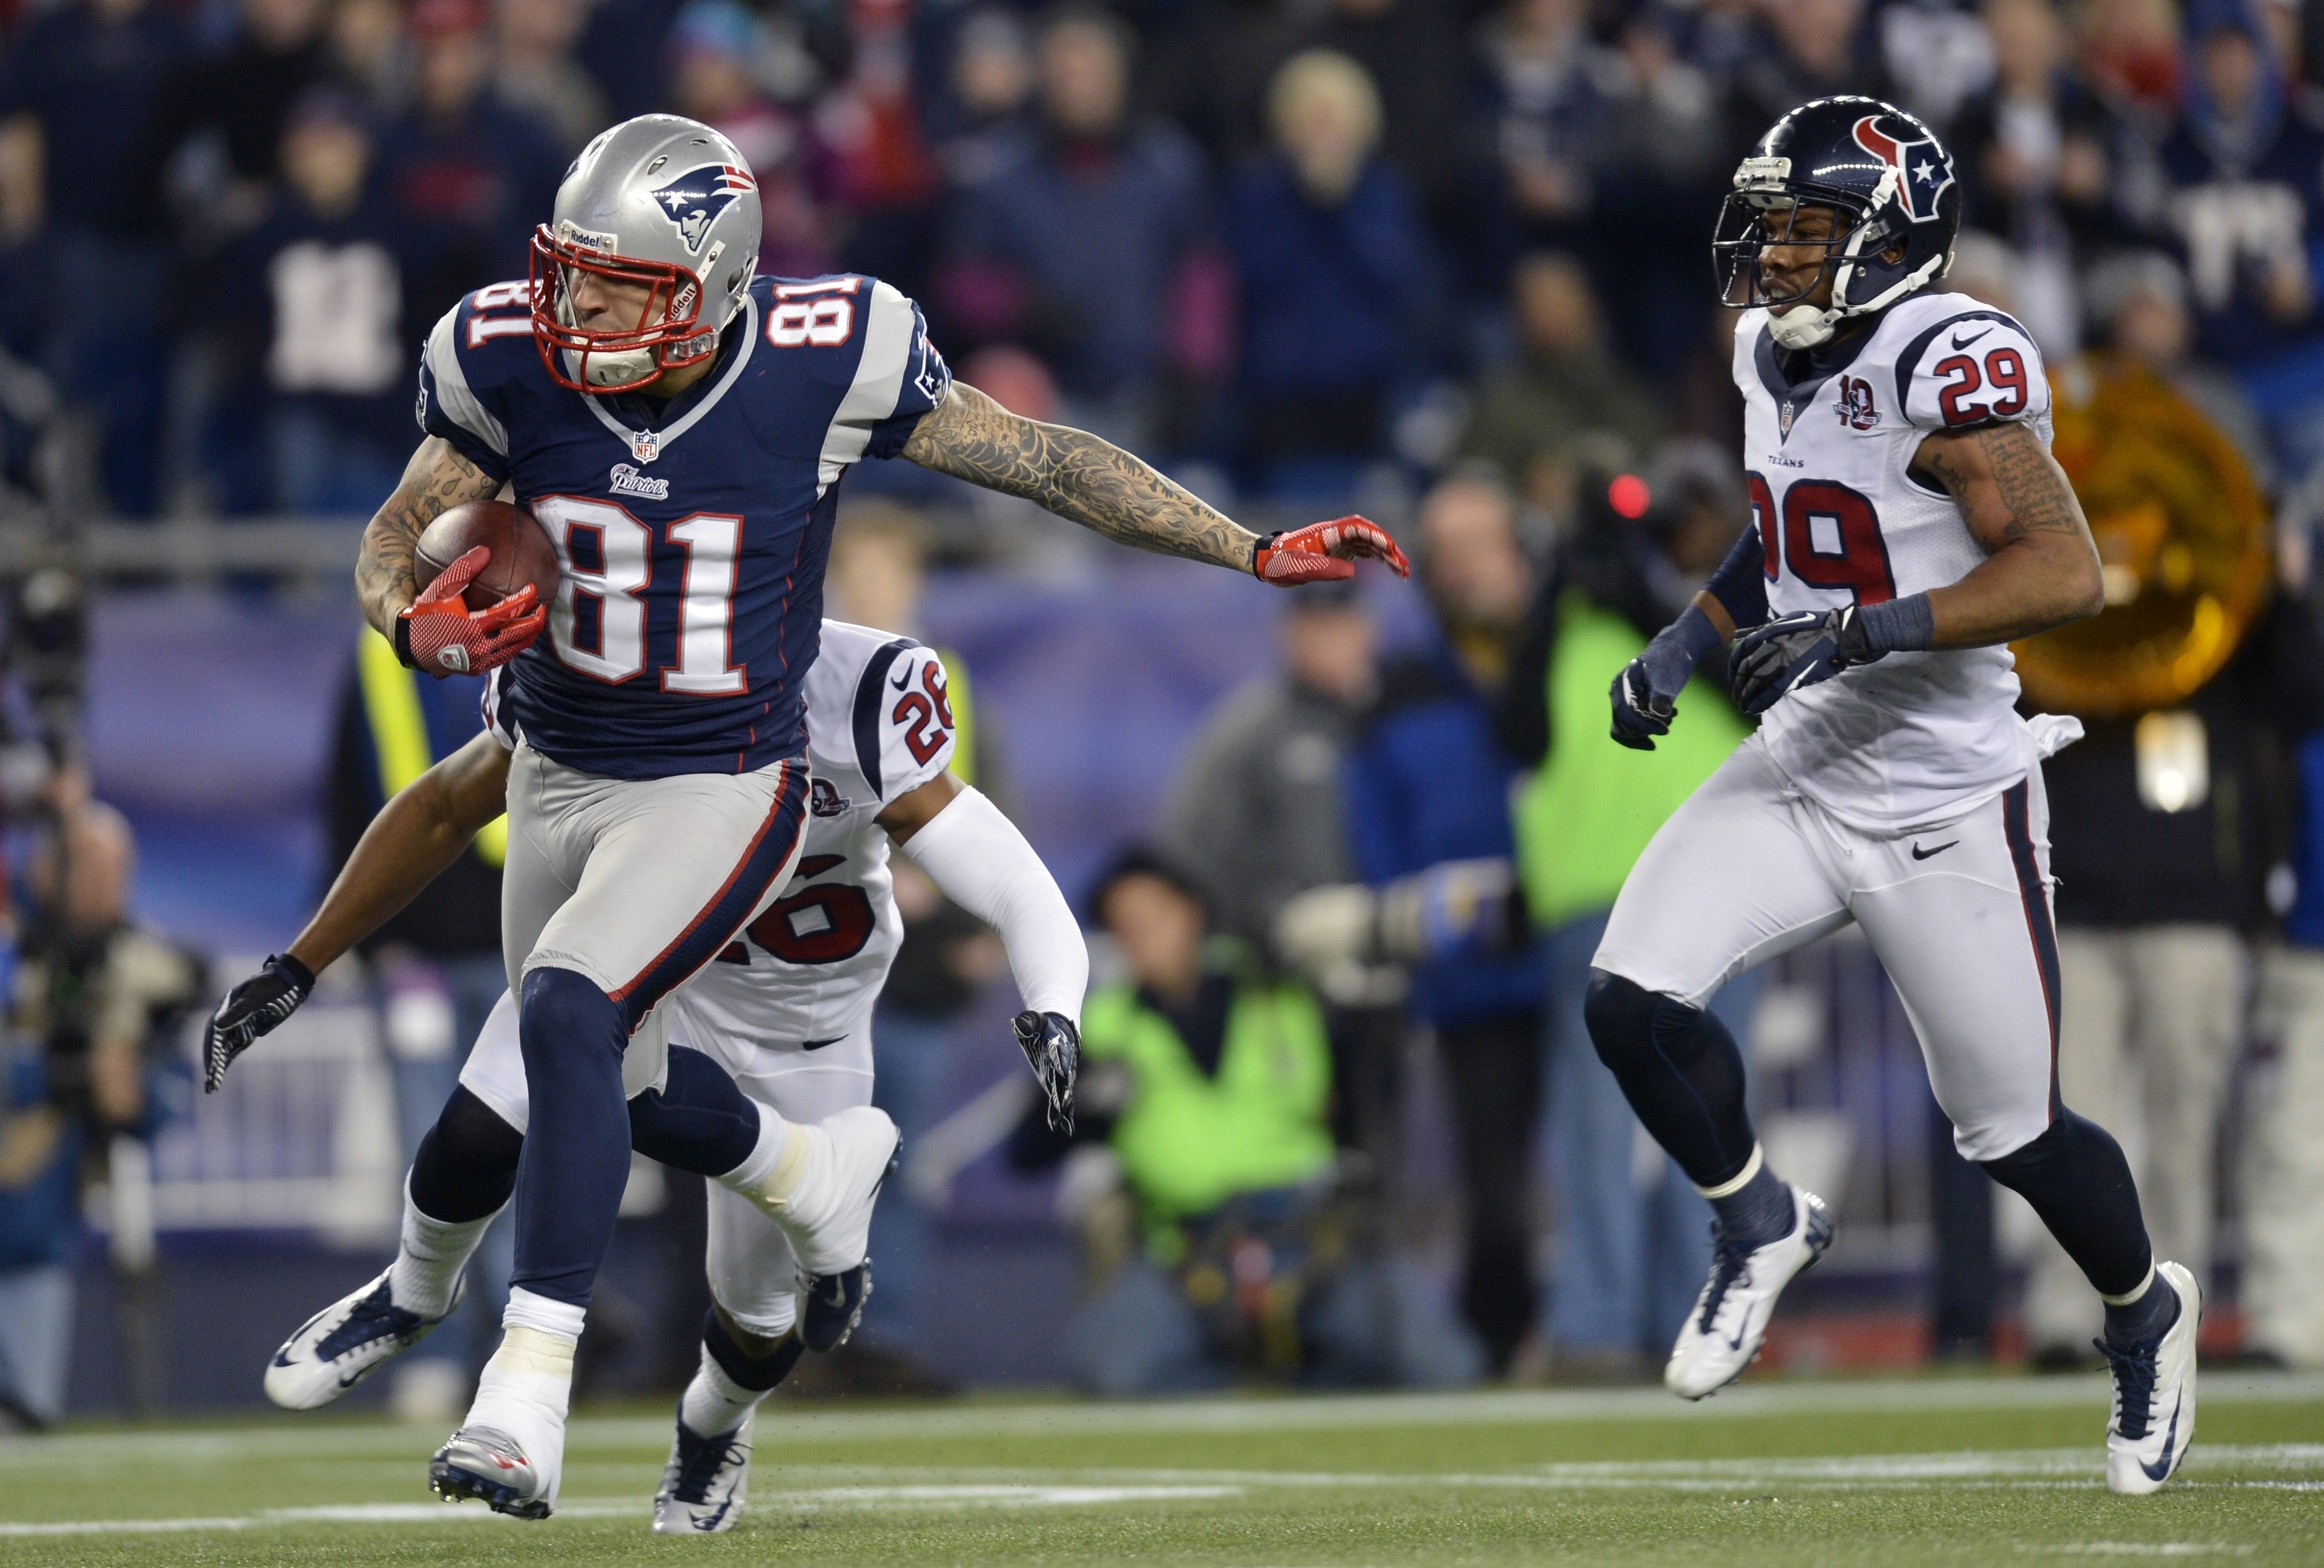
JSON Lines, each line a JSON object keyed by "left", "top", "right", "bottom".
{"left": 1, "top": 0, "right": 2324, "bottom": 1424}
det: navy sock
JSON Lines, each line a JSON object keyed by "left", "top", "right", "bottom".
{"left": 1583, "top": 970, "right": 1759, "bottom": 1189}
{"left": 703, "top": 1308, "right": 803, "bottom": 1392}
{"left": 2104, "top": 1273, "right": 2181, "bottom": 1348}
{"left": 628, "top": 1046, "right": 763, "bottom": 1178}
{"left": 1981, "top": 1109, "right": 2153, "bottom": 1302}
{"left": 408, "top": 1086, "right": 524, "bottom": 1223}
{"left": 1711, "top": 1160, "right": 1797, "bottom": 1248}
{"left": 511, "top": 966, "right": 633, "bottom": 1309}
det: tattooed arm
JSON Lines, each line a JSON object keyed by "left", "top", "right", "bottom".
{"left": 898, "top": 382, "right": 1261, "bottom": 570}
{"left": 1908, "top": 422, "right": 2106, "bottom": 647}
{"left": 355, "top": 437, "right": 505, "bottom": 636}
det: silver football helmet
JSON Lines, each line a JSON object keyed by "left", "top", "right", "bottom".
{"left": 529, "top": 115, "right": 764, "bottom": 393}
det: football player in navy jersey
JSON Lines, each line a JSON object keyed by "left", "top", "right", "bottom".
{"left": 314, "top": 113, "right": 1406, "bottom": 1518}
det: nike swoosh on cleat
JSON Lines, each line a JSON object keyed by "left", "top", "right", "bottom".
{"left": 1910, "top": 840, "right": 1959, "bottom": 860}
{"left": 2140, "top": 1396, "right": 2184, "bottom": 1482}
{"left": 1951, "top": 327, "right": 1993, "bottom": 349}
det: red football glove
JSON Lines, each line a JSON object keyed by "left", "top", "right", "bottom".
{"left": 1252, "top": 516, "right": 1411, "bottom": 586}
{"left": 396, "top": 546, "right": 546, "bottom": 675}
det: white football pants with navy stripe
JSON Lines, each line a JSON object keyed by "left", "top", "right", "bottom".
{"left": 501, "top": 740, "right": 810, "bottom": 1099}
{"left": 1593, "top": 736, "right": 2064, "bottom": 1163}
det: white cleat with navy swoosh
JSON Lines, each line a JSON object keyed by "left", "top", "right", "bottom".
{"left": 2102, "top": 1261, "right": 2200, "bottom": 1495}
{"left": 653, "top": 1409, "right": 753, "bottom": 1533}
{"left": 264, "top": 1268, "right": 462, "bottom": 1410}
{"left": 1663, "top": 1185, "right": 1834, "bottom": 1400}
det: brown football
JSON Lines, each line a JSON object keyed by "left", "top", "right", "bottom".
{"left": 414, "top": 500, "right": 560, "bottom": 611}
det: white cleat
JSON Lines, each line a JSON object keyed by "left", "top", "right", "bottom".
{"left": 652, "top": 1409, "right": 752, "bottom": 1533}
{"left": 2103, "top": 1260, "right": 2200, "bottom": 1496}
{"left": 264, "top": 1268, "right": 462, "bottom": 1411}
{"left": 1665, "top": 1185, "right": 1834, "bottom": 1400}
{"left": 429, "top": 1425, "right": 552, "bottom": 1519}
{"left": 746, "top": 1105, "right": 899, "bottom": 1277}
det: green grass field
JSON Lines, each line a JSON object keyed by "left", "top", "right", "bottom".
{"left": 3, "top": 1373, "right": 2321, "bottom": 1567}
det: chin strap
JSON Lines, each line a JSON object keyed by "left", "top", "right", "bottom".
{"left": 1769, "top": 304, "right": 1838, "bottom": 349}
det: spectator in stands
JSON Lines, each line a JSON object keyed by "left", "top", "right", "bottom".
{"left": 0, "top": 0, "right": 187, "bottom": 516}
{"left": 497, "top": 0, "right": 607, "bottom": 153}
{"left": 1475, "top": 0, "right": 1610, "bottom": 263}
{"left": 1013, "top": 849, "right": 1468, "bottom": 1393}
{"left": 928, "top": 9, "right": 1037, "bottom": 193}
{"left": 332, "top": 0, "right": 413, "bottom": 118}
{"left": 1344, "top": 470, "right": 1546, "bottom": 1379}
{"left": 2081, "top": 0, "right": 2184, "bottom": 124}
{"left": 1292, "top": 0, "right": 1469, "bottom": 238}
{"left": 817, "top": 0, "right": 942, "bottom": 293}
{"left": 151, "top": 0, "right": 336, "bottom": 234}
{"left": 1948, "top": 0, "right": 2125, "bottom": 355}
{"left": 2149, "top": 0, "right": 2324, "bottom": 475}
{"left": 669, "top": 0, "right": 831, "bottom": 280}
{"left": 1226, "top": 51, "right": 1432, "bottom": 499}
{"left": 1460, "top": 253, "right": 1665, "bottom": 525}
{"left": 1724, "top": 0, "right": 1893, "bottom": 161}
{"left": 1496, "top": 444, "right": 1753, "bottom": 1376}
{"left": 942, "top": 7, "right": 1209, "bottom": 440}
{"left": 1588, "top": 8, "right": 1729, "bottom": 382}
{"left": 216, "top": 90, "right": 450, "bottom": 515}
{"left": 2086, "top": 249, "right": 2275, "bottom": 481}
{"left": 1144, "top": 0, "right": 1298, "bottom": 183}
{"left": 1160, "top": 582, "right": 1400, "bottom": 1158}
{"left": 380, "top": 0, "right": 566, "bottom": 292}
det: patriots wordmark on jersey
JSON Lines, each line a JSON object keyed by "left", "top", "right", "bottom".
{"left": 420, "top": 273, "right": 951, "bottom": 781}
{"left": 1734, "top": 289, "right": 2061, "bottom": 833}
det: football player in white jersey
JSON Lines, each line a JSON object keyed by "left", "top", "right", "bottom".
{"left": 212, "top": 620, "right": 1086, "bottom": 1529}
{"left": 1593, "top": 98, "right": 2197, "bottom": 1492}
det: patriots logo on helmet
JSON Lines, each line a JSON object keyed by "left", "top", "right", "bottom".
{"left": 648, "top": 164, "right": 757, "bottom": 256}
{"left": 1851, "top": 116, "right": 1952, "bottom": 224}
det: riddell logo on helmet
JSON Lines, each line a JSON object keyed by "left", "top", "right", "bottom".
{"left": 649, "top": 165, "right": 756, "bottom": 255}
{"left": 1851, "top": 116, "right": 1952, "bottom": 224}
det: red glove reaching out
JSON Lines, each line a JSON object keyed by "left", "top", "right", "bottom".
{"left": 1252, "top": 516, "right": 1411, "bottom": 586}
{"left": 395, "top": 546, "right": 546, "bottom": 675}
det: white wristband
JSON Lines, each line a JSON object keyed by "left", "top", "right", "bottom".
{"left": 898, "top": 785, "right": 1087, "bottom": 1025}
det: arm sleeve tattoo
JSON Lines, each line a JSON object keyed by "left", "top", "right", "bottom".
{"left": 899, "top": 382, "right": 1259, "bottom": 573}
{"left": 355, "top": 437, "right": 503, "bottom": 636}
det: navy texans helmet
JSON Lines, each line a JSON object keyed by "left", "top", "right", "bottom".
{"left": 1712, "top": 96, "right": 1960, "bottom": 350}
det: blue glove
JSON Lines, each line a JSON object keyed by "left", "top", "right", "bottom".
{"left": 1729, "top": 595, "right": 1934, "bottom": 715}
{"left": 1610, "top": 605, "right": 1723, "bottom": 750}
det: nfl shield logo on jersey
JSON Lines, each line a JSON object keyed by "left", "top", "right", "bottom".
{"left": 1851, "top": 114, "right": 1953, "bottom": 224}
{"left": 649, "top": 165, "right": 758, "bottom": 256}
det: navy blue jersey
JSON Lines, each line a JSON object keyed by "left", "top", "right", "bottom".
{"left": 417, "top": 273, "right": 950, "bottom": 778}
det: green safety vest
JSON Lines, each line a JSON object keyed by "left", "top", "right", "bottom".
{"left": 357, "top": 628, "right": 507, "bottom": 866}
{"left": 1080, "top": 971, "right": 1335, "bottom": 1241}
{"left": 1514, "top": 593, "right": 1745, "bottom": 928}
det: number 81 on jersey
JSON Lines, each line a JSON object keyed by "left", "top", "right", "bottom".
{"left": 533, "top": 495, "right": 747, "bottom": 694}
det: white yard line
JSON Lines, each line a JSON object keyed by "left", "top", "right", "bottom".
{"left": 6, "top": 1374, "right": 2320, "bottom": 1467}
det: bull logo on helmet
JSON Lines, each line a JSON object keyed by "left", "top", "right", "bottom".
{"left": 647, "top": 164, "right": 757, "bottom": 255}
{"left": 1851, "top": 116, "right": 1952, "bottom": 224}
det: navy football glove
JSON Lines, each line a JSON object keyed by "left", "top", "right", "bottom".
{"left": 1728, "top": 607, "right": 1882, "bottom": 714}
{"left": 1013, "top": 1010, "right": 1080, "bottom": 1133}
{"left": 205, "top": 953, "right": 316, "bottom": 1093}
{"left": 1610, "top": 605, "right": 1723, "bottom": 750}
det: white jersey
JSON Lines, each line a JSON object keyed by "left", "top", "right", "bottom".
{"left": 1734, "top": 290, "right": 2060, "bottom": 833}
{"left": 487, "top": 617, "right": 955, "bottom": 1045}
{"left": 679, "top": 619, "right": 957, "bottom": 1044}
